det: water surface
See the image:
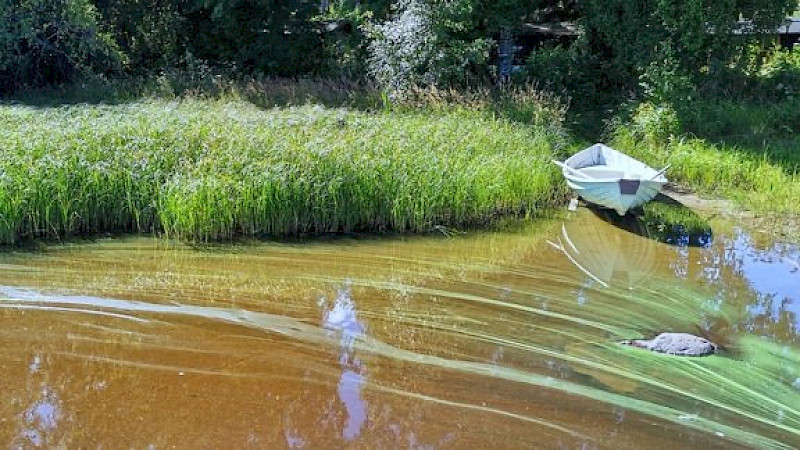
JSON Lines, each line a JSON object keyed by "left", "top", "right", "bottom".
{"left": 0, "top": 207, "right": 797, "bottom": 448}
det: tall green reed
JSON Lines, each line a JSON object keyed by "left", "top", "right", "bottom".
{"left": 0, "top": 100, "right": 567, "bottom": 243}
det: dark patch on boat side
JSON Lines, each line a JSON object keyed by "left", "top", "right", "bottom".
{"left": 619, "top": 179, "right": 641, "bottom": 195}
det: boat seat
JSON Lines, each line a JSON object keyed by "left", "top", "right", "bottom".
{"left": 577, "top": 167, "right": 625, "bottom": 179}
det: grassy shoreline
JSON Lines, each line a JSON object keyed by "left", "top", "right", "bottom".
{"left": 611, "top": 100, "right": 800, "bottom": 217}
{"left": 0, "top": 98, "right": 568, "bottom": 243}
{"left": 3, "top": 79, "right": 798, "bottom": 245}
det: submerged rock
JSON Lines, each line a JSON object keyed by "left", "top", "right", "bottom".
{"left": 621, "top": 333, "right": 718, "bottom": 357}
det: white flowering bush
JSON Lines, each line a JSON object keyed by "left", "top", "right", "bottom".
{"left": 367, "top": 0, "right": 489, "bottom": 97}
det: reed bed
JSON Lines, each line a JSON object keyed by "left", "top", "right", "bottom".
{"left": 0, "top": 99, "right": 567, "bottom": 243}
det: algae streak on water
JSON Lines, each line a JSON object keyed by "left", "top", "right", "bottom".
{"left": 0, "top": 208, "right": 797, "bottom": 448}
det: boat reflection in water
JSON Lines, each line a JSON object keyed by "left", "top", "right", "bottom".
{"left": 550, "top": 198, "right": 714, "bottom": 289}
{"left": 549, "top": 212, "right": 658, "bottom": 289}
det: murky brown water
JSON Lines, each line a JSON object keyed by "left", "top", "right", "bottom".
{"left": 0, "top": 205, "right": 798, "bottom": 449}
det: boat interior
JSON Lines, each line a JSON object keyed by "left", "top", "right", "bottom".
{"left": 576, "top": 166, "right": 639, "bottom": 180}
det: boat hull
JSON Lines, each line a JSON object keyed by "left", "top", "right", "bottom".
{"left": 561, "top": 144, "right": 667, "bottom": 215}
{"left": 565, "top": 178, "right": 665, "bottom": 215}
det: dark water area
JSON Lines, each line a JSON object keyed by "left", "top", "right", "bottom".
{"left": 0, "top": 207, "right": 797, "bottom": 448}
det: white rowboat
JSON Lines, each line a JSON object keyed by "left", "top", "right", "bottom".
{"left": 555, "top": 143, "right": 668, "bottom": 215}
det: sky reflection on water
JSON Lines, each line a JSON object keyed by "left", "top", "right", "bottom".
{"left": 561, "top": 208, "right": 799, "bottom": 341}
{"left": 321, "top": 285, "right": 367, "bottom": 442}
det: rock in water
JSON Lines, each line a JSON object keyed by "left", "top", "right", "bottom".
{"left": 622, "top": 333, "right": 718, "bottom": 356}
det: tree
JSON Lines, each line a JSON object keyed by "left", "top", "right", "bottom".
{"left": 94, "top": 0, "right": 186, "bottom": 71}
{"left": 0, "top": 0, "right": 122, "bottom": 92}
{"left": 314, "top": 0, "right": 394, "bottom": 76}
{"left": 366, "top": 0, "right": 582, "bottom": 94}
{"left": 180, "top": 0, "right": 324, "bottom": 76}
{"left": 578, "top": 0, "right": 798, "bottom": 89}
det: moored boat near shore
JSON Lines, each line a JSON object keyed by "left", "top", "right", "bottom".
{"left": 554, "top": 143, "right": 669, "bottom": 215}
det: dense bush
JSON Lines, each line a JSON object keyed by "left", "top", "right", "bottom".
{"left": 521, "top": 42, "right": 610, "bottom": 97}
{"left": 0, "top": 0, "right": 122, "bottom": 92}
{"left": 179, "top": 0, "right": 324, "bottom": 76}
{"left": 523, "top": 45, "right": 577, "bottom": 92}
{"left": 6, "top": 0, "right": 795, "bottom": 93}
{"left": 623, "top": 102, "right": 681, "bottom": 146}
{"left": 365, "top": 0, "right": 581, "bottom": 95}
{"left": 580, "top": 0, "right": 796, "bottom": 89}
{"left": 519, "top": 0, "right": 796, "bottom": 101}
{"left": 314, "top": 2, "right": 374, "bottom": 77}
{"left": 94, "top": 0, "right": 185, "bottom": 71}
{"left": 752, "top": 45, "right": 800, "bottom": 97}
{"left": 694, "top": 44, "right": 800, "bottom": 101}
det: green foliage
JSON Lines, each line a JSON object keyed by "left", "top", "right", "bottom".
{"left": 752, "top": 45, "right": 800, "bottom": 97}
{"left": 182, "top": 0, "right": 323, "bottom": 76}
{"left": 612, "top": 106, "right": 800, "bottom": 214}
{"left": 523, "top": 45, "right": 575, "bottom": 92}
{"left": 579, "top": 0, "right": 797, "bottom": 94}
{"left": 522, "top": 44, "right": 602, "bottom": 95}
{"left": 3, "top": 0, "right": 795, "bottom": 94}
{"left": 0, "top": 99, "right": 567, "bottom": 243}
{"left": 625, "top": 102, "right": 681, "bottom": 146}
{"left": 94, "top": 0, "right": 185, "bottom": 71}
{"left": 697, "top": 43, "right": 800, "bottom": 101}
{"left": 365, "top": 0, "right": 583, "bottom": 94}
{"left": 638, "top": 43, "right": 696, "bottom": 103}
{"left": 177, "top": 0, "right": 396, "bottom": 77}
{"left": 314, "top": 1, "right": 376, "bottom": 77}
{"left": 0, "top": 0, "right": 122, "bottom": 92}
